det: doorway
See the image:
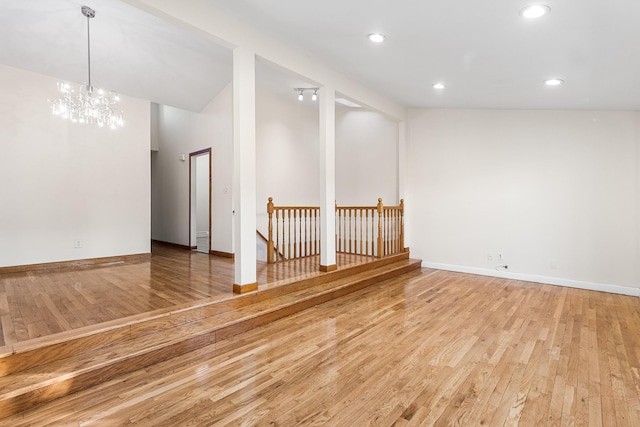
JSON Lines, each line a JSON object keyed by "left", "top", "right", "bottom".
{"left": 189, "top": 148, "right": 211, "bottom": 254}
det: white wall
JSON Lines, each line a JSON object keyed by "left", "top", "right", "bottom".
{"left": 152, "top": 84, "right": 323, "bottom": 252}
{"left": 152, "top": 83, "right": 234, "bottom": 253}
{"left": 254, "top": 92, "right": 401, "bottom": 236}
{"left": 0, "top": 64, "right": 151, "bottom": 267}
{"left": 255, "top": 89, "right": 320, "bottom": 234}
{"left": 336, "top": 108, "right": 399, "bottom": 205}
{"left": 152, "top": 84, "right": 401, "bottom": 256}
{"left": 407, "top": 109, "right": 640, "bottom": 293}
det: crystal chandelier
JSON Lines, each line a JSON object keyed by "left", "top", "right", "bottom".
{"left": 50, "top": 6, "right": 124, "bottom": 129}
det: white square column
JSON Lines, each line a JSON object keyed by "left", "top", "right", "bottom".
{"left": 232, "top": 47, "right": 258, "bottom": 293}
{"left": 398, "top": 120, "right": 408, "bottom": 249}
{"left": 319, "top": 86, "right": 337, "bottom": 271}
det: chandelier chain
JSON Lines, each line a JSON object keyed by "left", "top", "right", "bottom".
{"left": 86, "top": 9, "right": 91, "bottom": 88}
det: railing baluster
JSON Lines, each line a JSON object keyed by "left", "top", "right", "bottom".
{"left": 370, "top": 208, "right": 374, "bottom": 256}
{"left": 287, "top": 209, "right": 292, "bottom": 260}
{"left": 276, "top": 210, "right": 281, "bottom": 260}
{"left": 267, "top": 198, "right": 404, "bottom": 263}
{"left": 341, "top": 206, "right": 344, "bottom": 254}
{"left": 280, "top": 210, "right": 284, "bottom": 259}
{"left": 303, "top": 208, "right": 307, "bottom": 257}
{"left": 364, "top": 209, "right": 368, "bottom": 256}
{"left": 393, "top": 209, "right": 397, "bottom": 253}
{"left": 296, "top": 209, "right": 299, "bottom": 257}
{"left": 385, "top": 209, "right": 390, "bottom": 256}
{"left": 358, "top": 208, "right": 362, "bottom": 255}
{"left": 348, "top": 208, "right": 352, "bottom": 254}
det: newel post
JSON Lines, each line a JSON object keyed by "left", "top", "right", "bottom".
{"left": 376, "top": 198, "right": 384, "bottom": 258}
{"left": 267, "top": 197, "right": 275, "bottom": 264}
{"left": 399, "top": 199, "right": 405, "bottom": 252}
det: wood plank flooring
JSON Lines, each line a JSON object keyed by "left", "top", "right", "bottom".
{"left": 0, "top": 243, "right": 375, "bottom": 346}
{"left": 4, "top": 269, "right": 640, "bottom": 426}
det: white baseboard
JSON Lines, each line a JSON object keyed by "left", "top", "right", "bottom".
{"left": 422, "top": 262, "right": 640, "bottom": 297}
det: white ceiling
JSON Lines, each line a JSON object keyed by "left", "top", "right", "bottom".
{"left": 209, "top": 0, "right": 640, "bottom": 110}
{"left": 0, "top": 0, "right": 233, "bottom": 112}
{"left": 2, "top": 0, "right": 639, "bottom": 111}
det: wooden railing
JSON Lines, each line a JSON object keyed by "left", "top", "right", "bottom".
{"left": 336, "top": 198, "right": 404, "bottom": 257}
{"left": 335, "top": 204, "right": 377, "bottom": 256}
{"left": 267, "top": 197, "right": 320, "bottom": 264}
{"left": 266, "top": 197, "right": 405, "bottom": 264}
{"left": 380, "top": 198, "right": 405, "bottom": 257}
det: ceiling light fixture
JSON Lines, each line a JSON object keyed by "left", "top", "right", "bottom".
{"left": 520, "top": 4, "right": 550, "bottom": 19}
{"left": 367, "top": 33, "right": 386, "bottom": 43}
{"left": 50, "top": 5, "right": 124, "bottom": 129}
{"left": 294, "top": 87, "right": 319, "bottom": 101}
{"left": 432, "top": 83, "right": 446, "bottom": 89}
{"left": 544, "top": 78, "right": 564, "bottom": 86}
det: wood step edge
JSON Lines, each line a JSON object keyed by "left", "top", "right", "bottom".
{"left": 0, "top": 257, "right": 421, "bottom": 377}
{"left": 259, "top": 259, "right": 422, "bottom": 303}
{"left": 123, "top": 260, "right": 422, "bottom": 353}
{"left": 0, "top": 260, "right": 422, "bottom": 402}
{"left": 134, "top": 258, "right": 422, "bottom": 350}
{"left": 0, "top": 260, "right": 422, "bottom": 418}
{"left": 0, "top": 256, "right": 419, "bottom": 378}
{"left": 7, "top": 252, "right": 409, "bottom": 356}
{"left": 0, "top": 314, "right": 225, "bottom": 397}
{"left": 208, "top": 259, "right": 422, "bottom": 330}
{"left": 0, "top": 325, "right": 220, "bottom": 419}
{"left": 0, "top": 258, "right": 422, "bottom": 387}
{"left": 248, "top": 252, "right": 412, "bottom": 301}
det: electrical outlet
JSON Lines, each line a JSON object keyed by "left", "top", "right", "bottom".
{"left": 74, "top": 240, "right": 82, "bottom": 248}
{"left": 487, "top": 252, "right": 493, "bottom": 261}
{"left": 550, "top": 259, "right": 558, "bottom": 269}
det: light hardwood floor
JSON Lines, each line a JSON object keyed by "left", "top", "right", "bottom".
{"left": 0, "top": 243, "right": 375, "bottom": 346}
{"left": 5, "top": 268, "right": 640, "bottom": 426}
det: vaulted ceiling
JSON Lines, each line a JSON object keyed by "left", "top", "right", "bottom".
{"left": 0, "top": 0, "right": 233, "bottom": 112}
{"left": 2, "top": 0, "right": 639, "bottom": 111}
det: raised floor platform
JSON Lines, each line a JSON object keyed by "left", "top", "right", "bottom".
{"left": 0, "top": 242, "right": 391, "bottom": 347}
{"left": 0, "top": 243, "right": 421, "bottom": 418}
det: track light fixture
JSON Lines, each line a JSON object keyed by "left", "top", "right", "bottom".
{"left": 294, "top": 87, "right": 320, "bottom": 101}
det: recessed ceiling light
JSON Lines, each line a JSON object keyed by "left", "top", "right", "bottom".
{"left": 544, "top": 78, "right": 564, "bottom": 86}
{"left": 432, "top": 83, "right": 445, "bottom": 89}
{"left": 367, "top": 33, "right": 386, "bottom": 43}
{"left": 520, "top": 4, "right": 550, "bottom": 19}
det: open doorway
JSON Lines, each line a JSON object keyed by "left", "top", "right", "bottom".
{"left": 189, "top": 148, "right": 211, "bottom": 254}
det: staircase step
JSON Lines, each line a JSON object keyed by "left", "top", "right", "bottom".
{"left": 0, "top": 251, "right": 411, "bottom": 379}
{"left": 0, "top": 257, "right": 421, "bottom": 418}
